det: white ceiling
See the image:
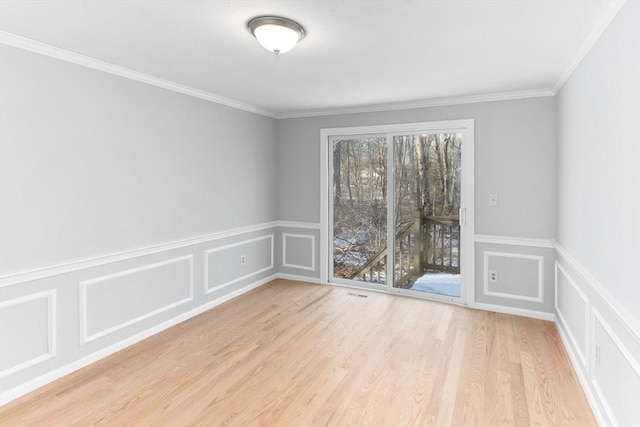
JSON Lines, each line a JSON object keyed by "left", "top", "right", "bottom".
{"left": 0, "top": 0, "right": 622, "bottom": 117}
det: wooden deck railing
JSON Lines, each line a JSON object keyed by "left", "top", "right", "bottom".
{"left": 350, "top": 210, "right": 460, "bottom": 286}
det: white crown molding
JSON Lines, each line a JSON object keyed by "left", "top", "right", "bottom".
{"left": 551, "top": 0, "right": 626, "bottom": 94}
{"left": 0, "top": 30, "right": 553, "bottom": 119}
{"left": 0, "top": 30, "right": 277, "bottom": 118}
{"left": 275, "top": 89, "right": 555, "bottom": 119}
{"left": 1, "top": 0, "right": 623, "bottom": 119}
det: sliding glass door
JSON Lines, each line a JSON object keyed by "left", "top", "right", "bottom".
{"left": 326, "top": 120, "right": 473, "bottom": 304}
{"left": 392, "top": 133, "right": 462, "bottom": 299}
{"left": 331, "top": 135, "right": 389, "bottom": 289}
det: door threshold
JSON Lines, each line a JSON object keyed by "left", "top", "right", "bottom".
{"left": 325, "top": 281, "right": 467, "bottom": 307}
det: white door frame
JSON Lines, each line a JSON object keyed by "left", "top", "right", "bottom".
{"left": 320, "top": 119, "right": 475, "bottom": 306}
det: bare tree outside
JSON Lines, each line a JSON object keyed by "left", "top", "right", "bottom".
{"left": 332, "top": 137, "right": 388, "bottom": 281}
{"left": 332, "top": 133, "right": 462, "bottom": 289}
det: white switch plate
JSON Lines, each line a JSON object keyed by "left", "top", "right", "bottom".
{"left": 489, "top": 193, "right": 499, "bottom": 206}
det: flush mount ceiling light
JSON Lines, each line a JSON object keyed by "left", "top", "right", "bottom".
{"left": 247, "top": 16, "right": 306, "bottom": 55}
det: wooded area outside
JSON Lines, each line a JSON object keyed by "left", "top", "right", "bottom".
{"left": 332, "top": 133, "right": 462, "bottom": 289}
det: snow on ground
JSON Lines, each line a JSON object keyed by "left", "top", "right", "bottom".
{"left": 410, "top": 272, "right": 460, "bottom": 297}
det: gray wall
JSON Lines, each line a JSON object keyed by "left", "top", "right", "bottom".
{"left": 276, "top": 97, "right": 557, "bottom": 313}
{"left": 554, "top": 3, "right": 640, "bottom": 426}
{"left": 0, "top": 45, "right": 278, "bottom": 401}
{"left": 0, "top": 45, "right": 277, "bottom": 274}
{"left": 3, "top": 5, "right": 637, "bottom": 420}
{"left": 276, "top": 97, "right": 556, "bottom": 239}
{"left": 556, "top": 2, "right": 639, "bottom": 320}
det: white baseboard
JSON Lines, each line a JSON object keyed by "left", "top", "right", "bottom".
{"left": 555, "top": 318, "right": 607, "bottom": 426}
{"left": 473, "top": 302, "right": 556, "bottom": 322}
{"left": 278, "top": 276, "right": 557, "bottom": 323}
{"left": 276, "top": 273, "right": 323, "bottom": 284}
{"left": 553, "top": 241, "right": 640, "bottom": 426}
{"left": 0, "top": 274, "right": 276, "bottom": 406}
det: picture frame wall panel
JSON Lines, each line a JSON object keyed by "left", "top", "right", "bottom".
{"left": 482, "top": 251, "right": 544, "bottom": 302}
{"left": 472, "top": 241, "right": 555, "bottom": 315}
{"left": 282, "top": 233, "right": 315, "bottom": 271}
{"left": 0, "top": 291, "right": 56, "bottom": 378}
{"left": 0, "top": 224, "right": 278, "bottom": 405}
{"left": 80, "top": 256, "right": 193, "bottom": 344}
{"left": 555, "top": 262, "right": 590, "bottom": 366}
{"left": 204, "top": 234, "right": 274, "bottom": 294}
{"left": 591, "top": 308, "right": 640, "bottom": 426}
{"left": 554, "top": 245, "right": 640, "bottom": 427}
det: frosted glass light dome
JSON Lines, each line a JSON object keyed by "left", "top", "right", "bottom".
{"left": 248, "top": 16, "right": 306, "bottom": 55}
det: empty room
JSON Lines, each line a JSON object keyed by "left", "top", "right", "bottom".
{"left": 0, "top": 0, "right": 638, "bottom": 425}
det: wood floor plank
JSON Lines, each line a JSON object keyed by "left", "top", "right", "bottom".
{"left": 0, "top": 279, "right": 596, "bottom": 426}
{"left": 451, "top": 310, "right": 487, "bottom": 426}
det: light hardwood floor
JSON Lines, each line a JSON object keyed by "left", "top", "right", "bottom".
{"left": 0, "top": 279, "right": 595, "bottom": 426}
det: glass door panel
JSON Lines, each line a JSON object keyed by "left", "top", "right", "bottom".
{"left": 393, "top": 133, "right": 462, "bottom": 298}
{"left": 332, "top": 136, "right": 388, "bottom": 285}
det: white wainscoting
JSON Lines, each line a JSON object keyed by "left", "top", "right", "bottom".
{"left": 472, "top": 235, "right": 553, "bottom": 319}
{"left": 79, "top": 255, "right": 194, "bottom": 344}
{"left": 555, "top": 262, "right": 589, "bottom": 367}
{"left": 0, "top": 222, "right": 278, "bottom": 289}
{"left": 590, "top": 308, "right": 640, "bottom": 426}
{"left": 475, "top": 234, "right": 554, "bottom": 248}
{"left": 0, "top": 222, "right": 278, "bottom": 405}
{"left": 277, "top": 223, "right": 320, "bottom": 283}
{"left": 482, "top": 251, "right": 544, "bottom": 303}
{"left": 276, "top": 221, "right": 321, "bottom": 230}
{"left": 554, "top": 243, "right": 639, "bottom": 339}
{"left": 282, "top": 233, "right": 315, "bottom": 271}
{"left": 554, "top": 243, "right": 640, "bottom": 427}
{"left": 204, "top": 234, "right": 274, "bottom": 295}
{"left": 0, "top": 291, "right": 56, "bottom": 379}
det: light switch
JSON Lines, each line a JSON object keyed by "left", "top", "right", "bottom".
{"left": 489, "top": 193, "right": 499, "bottom": 206}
